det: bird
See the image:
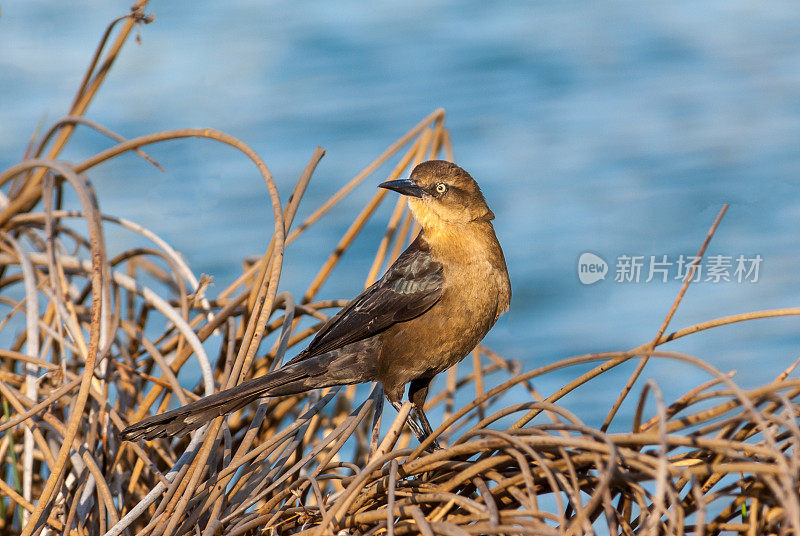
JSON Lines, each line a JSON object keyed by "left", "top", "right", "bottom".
{"left": 120, "top": 160, "right": 511, "bottom": 445}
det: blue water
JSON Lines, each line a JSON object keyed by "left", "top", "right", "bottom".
{"left": 3, "top": 0, "right": 800, "bottom": 429}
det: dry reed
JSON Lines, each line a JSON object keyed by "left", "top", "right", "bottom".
{"left": 2, "top": 4, "right": 799, "bottom": 536}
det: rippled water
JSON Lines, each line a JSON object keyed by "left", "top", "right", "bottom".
{"left": 3, "top": 0, "right": 800, "bottom": 428}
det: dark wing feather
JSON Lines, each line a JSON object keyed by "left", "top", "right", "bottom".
{"left": 292, "top": 235, "right": 443, "bottom": 362}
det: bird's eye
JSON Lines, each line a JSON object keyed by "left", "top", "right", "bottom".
{"left": 435, "top": 183, "right": 447, "bottom": 194}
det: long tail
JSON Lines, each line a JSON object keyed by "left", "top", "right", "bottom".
{"left": 120, "top": 349, "right": 374, "bottom": 441}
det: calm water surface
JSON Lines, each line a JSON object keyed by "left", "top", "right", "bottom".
{"left": 3, "top": 0, "right": 800, "bottom": 429}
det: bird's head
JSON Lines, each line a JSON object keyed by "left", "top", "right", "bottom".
{"left": 379, "top": 160, "right": 494, "bottom": 229}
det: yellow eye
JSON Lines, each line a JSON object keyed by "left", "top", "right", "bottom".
{"left": 435, "top": 183, "right": 447, "bottom": 194}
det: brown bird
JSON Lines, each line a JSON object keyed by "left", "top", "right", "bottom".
{"left": 120, "top": 160, "right": 511, "bottom": 444}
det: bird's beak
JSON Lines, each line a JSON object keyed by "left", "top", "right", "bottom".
{"left": 378, "top": 178, "right": 425, "bottom": 198}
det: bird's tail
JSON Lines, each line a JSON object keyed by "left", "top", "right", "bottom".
{"left": 120, "top": 350, "right": 373, "bottom": 442}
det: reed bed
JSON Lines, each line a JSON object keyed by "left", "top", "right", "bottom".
{"left": 2, "top": 4, "right": 800, "bottom": 536}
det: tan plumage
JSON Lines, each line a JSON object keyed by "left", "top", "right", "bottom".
{"left": 121, "top": 160, "right": 510, "bottom": 445}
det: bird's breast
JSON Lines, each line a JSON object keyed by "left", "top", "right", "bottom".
{"left": 377, "top": 227, "right": 510, "bottom": 390}
{"left": 438, "top": 253, "right": 507, "bottom": 337}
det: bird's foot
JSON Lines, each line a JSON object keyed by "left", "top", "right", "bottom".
{"left": 390, "top": 401, "right": 441, "bottom": 452}
{"left": 420, "top": 436, "right": 441, "bottom": 453}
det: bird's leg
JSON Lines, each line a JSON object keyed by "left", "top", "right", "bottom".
{"left": 389, "top": 400, "right": 430, "bottom": 446}
{"left": 408, "top": 377, "right": 441, "bottom": 450}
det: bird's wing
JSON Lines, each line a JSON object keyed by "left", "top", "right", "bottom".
{"left": 294, "top": 236, "right": 443, "bottom": 361}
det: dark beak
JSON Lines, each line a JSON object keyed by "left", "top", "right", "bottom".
{"left": 378, "top": 178, "right": 425, "bottom": 198}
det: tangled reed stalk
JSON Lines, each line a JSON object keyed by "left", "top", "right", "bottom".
{"left": 2, "top": 4, "right": 800, "bottom": 535}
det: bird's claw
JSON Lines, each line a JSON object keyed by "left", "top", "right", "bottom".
{"left": 420, "top": 437, "right": 442, "bottom": 453}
